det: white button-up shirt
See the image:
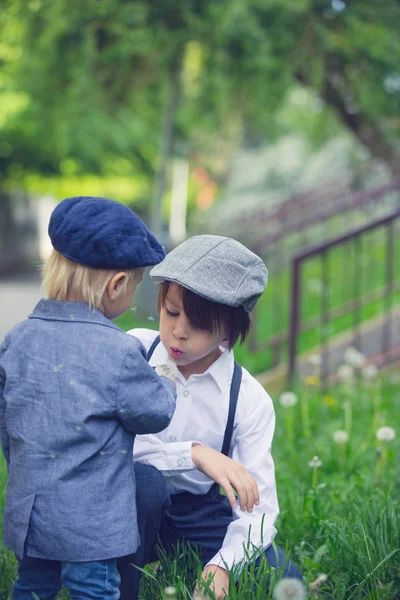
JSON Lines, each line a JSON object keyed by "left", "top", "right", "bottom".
{"left": 129, "top": 328, "right": 279, "bottom": 570}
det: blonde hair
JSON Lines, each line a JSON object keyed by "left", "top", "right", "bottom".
{"left": 42, "top": 250, "right": 143, "bottom": 310}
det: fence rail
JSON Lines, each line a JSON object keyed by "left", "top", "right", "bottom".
{"left": 288, "top": 209, "right": 400, "bottom": 382}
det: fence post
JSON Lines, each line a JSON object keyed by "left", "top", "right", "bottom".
{"left": 288, "top": 256, "right": 301, "bottom": 381}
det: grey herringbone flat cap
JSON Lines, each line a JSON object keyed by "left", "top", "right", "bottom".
{"left": 150, "top": 235, "right": 268, "bottom": 312}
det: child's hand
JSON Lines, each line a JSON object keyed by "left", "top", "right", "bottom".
{"left": 191, "top": 445, "right": 259, "bottom": 512}
{"left": 193, "top": 565, "right": 229, "bottom": 599}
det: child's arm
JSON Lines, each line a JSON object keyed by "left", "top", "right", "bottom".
{"left": 115, "top": 339, "right": 177, "bottom": 435}
{"left": 0, "top": 341, "right": 10, "bottom": 469}
{"left": 204, "top": 381, "right": 279, "bottom": 573}
{"left": 191, "top": 445, "right": 259, "bottom": 512}
{"left": 134, "top": 435, "right": 260, "bottom": 512}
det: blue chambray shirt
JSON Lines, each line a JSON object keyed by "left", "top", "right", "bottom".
{"left": 0, "top": 299, "right": 176, "bottom": 561}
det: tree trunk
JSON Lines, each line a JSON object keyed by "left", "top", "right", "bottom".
{"left": 296, "top": 66, "right": 400, "bottom": 177}
{"left": 150, "top": 50, "right": 183, "bottom": 238}
{"left": 321, "top": 76, "right": 400, "bottom": 176}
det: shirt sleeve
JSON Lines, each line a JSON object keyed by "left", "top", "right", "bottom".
{"left": 115, "top": 338, "right": 177, "bottom": 435}
{"left": 134, "top": 434, "right": 201, "bottom": 473}
{"left": 206, "top": 383, "right": 279, "bottom": 572}
{"left": 0, "top": 340, "right": 10, "bottom": 469}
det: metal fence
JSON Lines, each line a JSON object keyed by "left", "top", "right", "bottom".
{"left": 288, "top": 209, "right": 400, "bottom": 382}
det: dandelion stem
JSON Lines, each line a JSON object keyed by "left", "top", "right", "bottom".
{"left": 301, "top": 389, "right": 311, "bottom": 439}
{"left": 312, "top": 466, "right": 318, "bottom": 488}
{"left": 285, "top": 408, "right": 294, "bottom": 447}
{"left": 344, "top": 399, "right": 352, "bottom": 437}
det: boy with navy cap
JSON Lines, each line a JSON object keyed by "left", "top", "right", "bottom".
{"left": 0, "top": 196, "right": 177, "bottom": 599}
{"left": 119, "top": 235, "right": 302, "bottom": 599}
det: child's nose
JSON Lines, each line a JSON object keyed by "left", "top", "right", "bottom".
{"left": 173, "top": 319, "right": 188, "bottom": 340}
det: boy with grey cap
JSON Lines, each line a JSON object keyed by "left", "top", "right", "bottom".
{"left": 119, "top": 235, "right": 302, "bottom": 599}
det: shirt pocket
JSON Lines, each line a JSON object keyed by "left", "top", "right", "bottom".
{"left": 194, "top": 426, "right": 225, "bottom": 453}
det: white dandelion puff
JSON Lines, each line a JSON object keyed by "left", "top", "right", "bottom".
{"left": 344, "top": 347, "right": 366, "bottom": 368}
{"left": 75, "top": 425, "right": 82, "bottom": 432}
{"left": 309, "top": 455, "right": 322, "bottom": 468}
{"left": 337, "top": 364, "right": 354, "bottom": 382}
{"left": 362, "top": 364, "right": 378, "bottom": 380}
{"left": 310, "top": 573, "right": 328, "bottom": 591}
{"left": 333, "top": 430, "right": 349, "bottom": 444}
{"left": 279, "top": 392, "right": 298, "bottom": 408}
{"left": 376, "top": 427, "right": 396, "bottom": 442}
{"left": 164, "top": 586, "right": 177, "bottom": 599}
{"left": 308, "top": 354, "right": 322, "bottom": 367}
{"left": 308, "top": 279, "right": 323, "bottom": 295}
{"left": 273, "top": 578, "right": 307, "bottom": 600}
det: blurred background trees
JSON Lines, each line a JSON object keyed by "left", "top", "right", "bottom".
{"left": 1, "top": 0, "right": 399, "bottom": 231}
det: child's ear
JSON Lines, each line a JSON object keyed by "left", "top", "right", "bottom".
{"left": 220, "top": 337, "right": 229, "bottom": 350}
{"left": 106, "top": 272, "right": 127, "bottom": 300}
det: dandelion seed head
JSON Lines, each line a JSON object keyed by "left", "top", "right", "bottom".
{"left": 308, "top": 354, "right": 322, "bottom": 367}
{"left": 310, "top": 573, "right": 328, "bottom": 590}
{"left": 279, "top": 392, "right": 298, "bottom": 408}
{"left": 376, "top": 426, "right": 396, "bottom": 442}
{"left": 333, "top": 430, "right": 349, "bottom": 444}
{"left": 308, "top": 279, "right": 323, "bottom": 295}
{"left": 308, "top": 455, "right": 322, "bottom": 468}
{"left": 344, "top": 347, "right": 366, "bottom": 369}
{"left": 337, "top": 364, "right": 354, "bottom": 382}
{"left": 75, "top": 425, "right": 82, "bottom": 432}
{"left": 362, "top": 364, "right": 378, "bottom": 380}
{"left": 273, "top": 578, "right": 307, "bottom": 600}
{"left": 332, "top": 0, "right": 346, "bottom": 13}
{"left": 164, "top": 586, "right": 177, "bottom": 599}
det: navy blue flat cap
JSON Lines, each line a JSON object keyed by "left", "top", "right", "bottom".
{"left": 49, "top": 196, "right": 165, "bottom": 269}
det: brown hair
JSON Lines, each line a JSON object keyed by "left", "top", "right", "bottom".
{"left": 158, "top": 281, "right": 250, "bottom": 350}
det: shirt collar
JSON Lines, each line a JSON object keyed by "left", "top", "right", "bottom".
{"left": 173, "top": 348, "right": 234, "bottom": 393}
{"left": 29, "top": 299, "right": 121, "bottom": 332}
{"left": 204, "top": 348, "right": 234, "bottom": 392}
{"left": 150, "top": 337, "right": 235, "bottom": 392}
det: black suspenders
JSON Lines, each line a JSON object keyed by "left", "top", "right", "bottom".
{"left": 146, "top": 334, "right": 242, "bottom": 459}
{"left": 147, "top": 334, "right": 161, "bottom": 362}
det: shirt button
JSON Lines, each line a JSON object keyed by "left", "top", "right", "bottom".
{"left": 177, "top": 458, "right": 184, "bottom": 467}
{"left": 183, "top": 390, "right": 189, "bottom": 398}
{"left": 168, "top": 435, "right": 176, "bottom": 442}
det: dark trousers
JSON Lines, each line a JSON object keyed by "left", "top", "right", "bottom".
{"left": 118, "top": 464, "right": 302, "bottom": 600}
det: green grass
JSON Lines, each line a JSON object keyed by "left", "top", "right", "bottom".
{"left": 1, "top": 372, "right": 399, "bottom": 599}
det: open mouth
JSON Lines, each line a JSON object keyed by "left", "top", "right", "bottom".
{"left": 170, "top": 347, "right": 184, "bottom": 358}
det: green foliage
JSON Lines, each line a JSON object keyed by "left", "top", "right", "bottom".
{"left": 1, "top": 0, "right": 399, "bottom": 192}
